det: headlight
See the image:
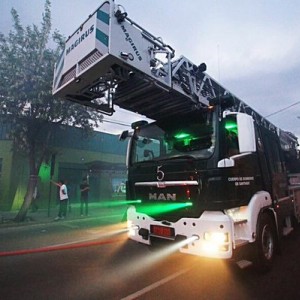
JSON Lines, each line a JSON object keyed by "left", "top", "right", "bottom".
{"left": 127, "top": 220, "right": 139, "bottom": 237}
{"left": 202, "top": 232, "right": 229, "bottom": 253}
{"left": 204, "top": 232, "right": 229, "bottom": 244}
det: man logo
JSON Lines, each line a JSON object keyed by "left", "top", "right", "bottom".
{"left": 149, "top": 193, "right": 176, "bottom": 201}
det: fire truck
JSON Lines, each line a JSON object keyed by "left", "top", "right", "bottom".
{"left": 53, "top": 0, "right": 300, "bottom": 271}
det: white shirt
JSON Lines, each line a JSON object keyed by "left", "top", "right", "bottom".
{"left": 59, "top": 184, "right": 68, "bottom": 200}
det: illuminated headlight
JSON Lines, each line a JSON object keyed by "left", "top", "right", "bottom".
{"left": 127, "top": 220, "right": 139, "bottom": 237}
{"left": 202, "top": 232, "right": 229, "bottom": 253}
{"left": 204, "top": 232, "right": 229, "bottom": 244}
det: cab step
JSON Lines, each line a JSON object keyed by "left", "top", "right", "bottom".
{"left": 283, "top": 226, "right": 294, "bottom": 236}
{"left": 235, "top": 239, "right": 249, "bottom": 247}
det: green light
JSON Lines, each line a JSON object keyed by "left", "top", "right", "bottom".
{"left": 126, "top": 200, "right": 142, "bottom": 204}
{"left": 225, "top": 121, "right": 237, "bottom": 131}
{"left": 225, "top": 121, "right": 238, "bottom": 135}
{"left": 137, "top": 202, "right": 193, "bottom": 215}
{"left": 38, "top": 163, "right": 50, "bottom": 182}
{"left": 173, "top": 132, "right": 196, "bottom": 147}
{"left": 174, "top": 132, "right": 191, "bottom": 139}
{"left": 88, "top": 199, "right": 142, "bottom": 207}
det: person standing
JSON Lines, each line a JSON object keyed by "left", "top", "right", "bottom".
{"left": 80, "top": 178, "right": 90, "bottom": 216}
{"left": 52, "top": 179, "right": 69, "bottom": 220}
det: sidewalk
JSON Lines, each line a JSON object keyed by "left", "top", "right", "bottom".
{"left": 0, "top": 202, "right": 127, "bottom": 229}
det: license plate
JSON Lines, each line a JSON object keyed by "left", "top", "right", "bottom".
{"left": 150, "top": 225, "right": 174, "bottom": 238}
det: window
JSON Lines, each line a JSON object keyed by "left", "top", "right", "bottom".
{"left": 131, "top": 110, "right": 216, "bottom": 164}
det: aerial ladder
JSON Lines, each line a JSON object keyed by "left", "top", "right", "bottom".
{"left": 53, "top": 0, "right": 297, "bottom": 153}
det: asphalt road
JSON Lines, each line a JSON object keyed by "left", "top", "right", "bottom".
{"left": 1, "top": 217, "right": 300, "bottom": 300}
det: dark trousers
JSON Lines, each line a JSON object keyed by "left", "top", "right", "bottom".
{"left": 80, "top": 197, "right": 88, "bottom": 215}
{"left": 58, "top": 199, "right": 68, "bottom": 217}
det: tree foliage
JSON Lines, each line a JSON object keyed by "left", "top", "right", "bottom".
{"left": 0, "top": 0, "right": 102, "bottom": 221}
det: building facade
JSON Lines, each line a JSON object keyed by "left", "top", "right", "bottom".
{"left": 0, "top": 122, "right": 128, "bottom": 211}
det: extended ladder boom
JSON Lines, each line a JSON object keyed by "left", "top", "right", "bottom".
{"left": 52, "top": 0, "right": 222, "bottom": 118}
{"left": 52, "top": 0, "right": 297, "bottom": 152}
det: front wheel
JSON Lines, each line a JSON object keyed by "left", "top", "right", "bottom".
{"left": 254, "top": 213, "right": 276, "bottom": 272}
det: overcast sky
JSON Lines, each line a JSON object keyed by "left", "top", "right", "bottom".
{"left": 1, "top": 0, "right": 300, "bottom": 137}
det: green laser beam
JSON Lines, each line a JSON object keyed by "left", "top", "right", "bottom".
{"left": 97, "top": 200, "right": 142, "bottom": 207}
{"left": 137, "top": 202, "right": 193, "bottom": 215}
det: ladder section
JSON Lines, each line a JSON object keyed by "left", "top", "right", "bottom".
{"left": 51, "top": 0, "right": 299, "bottom": 156}
{"left": 52, "top": 0, "right": 216, "bottom": 117}
{"left": 53, "top": 0, "right": 174, "bottom": 115}
{"left": 113, "top": 59, "right": 222, "bottom": 119}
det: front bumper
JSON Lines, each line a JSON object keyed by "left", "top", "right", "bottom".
{"left": 127, "top": 206, "right": 233, "bottom": 259}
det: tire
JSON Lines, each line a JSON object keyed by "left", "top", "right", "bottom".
{"left": 254, "top": 213, "right": 276, "bottom": 273}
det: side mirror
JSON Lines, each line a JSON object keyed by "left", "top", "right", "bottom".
{"left": 237, "top": 113, "right": 256, "bottom": 153}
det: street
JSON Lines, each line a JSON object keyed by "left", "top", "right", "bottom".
{"left": 1, "top": 216, "right": 300, "bottom": 300}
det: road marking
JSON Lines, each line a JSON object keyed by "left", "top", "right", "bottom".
{"left": 121, "top": 268, "right": 190, "bottom": 300}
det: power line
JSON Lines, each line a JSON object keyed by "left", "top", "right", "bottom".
{"left": 265, "top": 101, "right": 300, "bottom": 118}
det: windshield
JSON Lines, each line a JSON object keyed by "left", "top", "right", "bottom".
{"left": 131, "top": 110, "right": 216, "bottom": 164}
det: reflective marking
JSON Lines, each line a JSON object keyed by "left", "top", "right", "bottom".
{"left": 97, "top": 10, "right": 109, "bottom": 25}
{"left": 96, "top": 29, "right": 109, "bottom": 46}
{"left": 121, "top": 268, "right": 190, "bottom": 300}
{"left": 53, "top": 55, "right": 64, "bottom": 88}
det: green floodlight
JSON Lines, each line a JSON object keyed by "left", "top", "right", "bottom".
{"left": 225, "top": 121, "right": 238, "bottom": 135}
{"left": 96, "top": 199, "right": 142, "bottom": 207}
{"left": 174, "top": 132, "right": 196, "bottom": 147}
{"left": 174, "top": 132, "right": 191, "bottom": 139}
{"left": 137, "top": 201, "right": 193, "bottom": 215}
{"left": 225, "top": 121, "right": 237, "bottom": 131}
{"left": 126, "top": 199, "right": 142, "bottom": 204}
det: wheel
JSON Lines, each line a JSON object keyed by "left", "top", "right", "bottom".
{"left": 254, "top": 213, "right": 276, "bottom": 272}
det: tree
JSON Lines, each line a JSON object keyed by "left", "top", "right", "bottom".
{"left": 0, "top": 0, "right": 102, "bottom": 221}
